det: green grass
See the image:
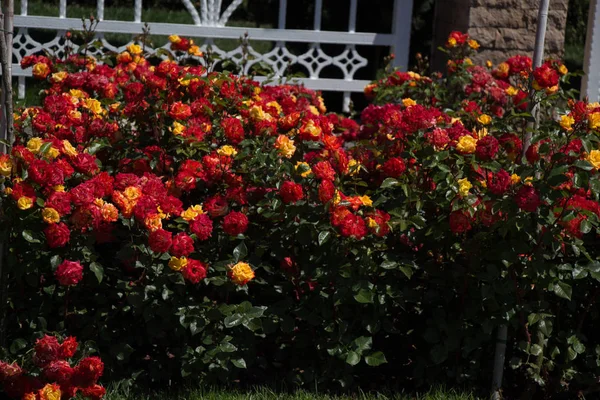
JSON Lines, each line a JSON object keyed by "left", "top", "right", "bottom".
{"left": 101, "top": 384, "right": 481, "bottom": 400}
{"left": 15, "top": 0, "right": 274, "bottom": 52}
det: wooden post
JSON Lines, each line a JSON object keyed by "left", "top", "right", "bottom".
{"left": 0, "top": 0, "right": 13, "bottom": 349}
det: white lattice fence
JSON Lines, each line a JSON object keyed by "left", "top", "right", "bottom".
{"left": 11, "top": 0, "right": 413, "bottom": 111}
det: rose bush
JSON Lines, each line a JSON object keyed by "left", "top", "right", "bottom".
{"left": 1, "top": 30, "right": 600, "bottom": 398}
{"left": 0, "top": 335, "right": 105, "bottom": 399}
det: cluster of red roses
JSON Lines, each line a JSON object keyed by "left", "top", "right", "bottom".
{"left": 0, "top": 335, "right": 104, "bottom": 400}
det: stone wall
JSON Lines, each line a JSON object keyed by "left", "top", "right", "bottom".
{"left": 431, "top": 0, "right": 569, "bottom": 71}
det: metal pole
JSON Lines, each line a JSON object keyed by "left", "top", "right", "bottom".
{"left": 523, "top": 0, "right": 551, "bottom": 158}
{"left": 491, "top": 324, "right": 508, "bottom": 400}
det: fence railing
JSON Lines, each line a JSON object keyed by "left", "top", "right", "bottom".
{"left": 10, "top": 0, "right": 413, "bottom": 111}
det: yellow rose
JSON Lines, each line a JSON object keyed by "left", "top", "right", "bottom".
{"left": 589, "top": 113, "right": 600, "bottom": 130}
{"left": 27, "top": 137, "right": 44, "bottom": 153}
{"left": 486, "top": 60, "right": 493, "bottom": 68}
{"left": 249, "top": 105, "right": 271, "bottom": 121}
{"left": 303, "top": 119, "right": 322, "bottom": 138}
{"left": 309, "top": 105, "right": 320, "bottom": 116}
{"left": 317, "top": 96, "right": 327, "bottom": 113}
{"left": 505, "top": 86, "right": 518, "bottom": 96}
{"left": 559, "top": 64, "right": 568, "bottom": 75}
{"left": 62, "top": 140, "right": 78, "bottom": 157}
{"left": 456, "top": 135, "right": 478, "bottom": 154}
{"left": 39, "top": 384, "right": 61, "bottom": 400}
{"left": 17, "top": 196, "right": 34, "bottom": 210}
{"left": 402, "top": 98, "right": 417, "bottom": 107}
{"left": 84, "top": 98, "right": 103, "bottom": 115}
{"left": 0, "top": 156, "right": 12, "bottom": 176}
{"left": 457, "top": 178, "right": 472, "bottom": 197}
{"left": 170, "top": 121, "right": 186, "bottom": 136}
{"left": 68, "top": 109, "right": 82, "bottom": 121}
{"left": 32, "top": 62, "right": 50, "bottom": 79}
{"left": 46, "top": 147, "right": 61, "bottom": 159}
{"left": 188, "top": 45, "right": 202, "bottom": 57}
{"left": 348, "top": 159, "right": 361, "bottom": 176}
{"left": 510, "top": 174, "right": 521, "bottom": 185}
{"left": 274, "top": 135, "right": 296, "bottom": 158}
{"left": 53, "top": 185, "right": 65, "bottom": 192}
{"left": 217, "top": 145, "right": 238, "bottom": 157}
{"left": 447, "top": 37, "right": 457, "bottom": 48}
{"left": 181, "top": 205, "right": 203, "bottom": 221}
{"left": 367, "top": 217, "right": 378, "bottom": 229}
{"left": 295, "top": 162, "right": 312, "bottom": 178}
{"left": 560, "top": 115, "right": 574, "bottom": 131}
{"left": 50, "top": 71, "right": 68, "bottom": 83}
{"left": 229, "top": 262, "right": 255, "bottom": 286}
{"left": 42, "top": 207, "right": 60, "bottom": 224}
{"left": 144, "top": 214, "right": 163, "bottom": 232}
{"left": 124, "top": 186, "right": 142, "bottom": 201}
{"left": 69, "top": 89, "right": 86, "bottom": 99}
{"left": 266, "top": 101, "right": 283, "bottom": 115}
{"left": 168, "top": 34, "right": 182, "bottom": 44}
{"left": 126, "top": 43, "right": 143, "bottom": 55}
{"left": 468, "top": 39, "right": 480, "bottom": 50}
{"left": 169, "top": 256, "right": 188, "bottom": 272}
{"left": 477, "top": 114, "right": 492, "bottom": 125}
{"left": 587, "top": 149, "right": 600, "bottom": 169}
{"left": 359, "top": 195, "right": 373, "bottom": 207}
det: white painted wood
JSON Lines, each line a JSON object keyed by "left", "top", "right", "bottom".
{"left": 10, "top": 0, "right": 414, "bottom": 112}
{"left": 59, "top": 0, "right": 66, "bottom": 18}
{"left": 583, "top": 0, "right": 600, "bottom": 101}
{"left": 391, "top": 0, "right": 413, "bottom": 70}
{"left": 97, "top": 0, "right": 105, "bottom": 21}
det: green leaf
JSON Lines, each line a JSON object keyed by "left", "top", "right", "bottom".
{"left": 10, "top": 338, "right": 27, "bottom": 354}
{"left": 233, "top": 241, "right": 248, "bottom": 262}
{"left": 574, "top": 160, "right": 594, "bottom": 171}
{"left": 399, "top": 265, "right": 413, "bottom": 279}
{"left": 380, "top": 178, "right": 399, "bottom": 189}
{"left": 553, "top": 281, "right": 572, "bottom": 301}
{"left": 530, "top": 344, "right": 543, "bottom": 356}
{"left": 22, "top": 230, "right": 40, "bottom": 244}
{"left": 231, "top": 358, "right": 247, "bottom": 368}
{"left": 430, "top": 344, "right": 447, "bottom": 364}
{"left": 345, "top": 351, "right": 360, "bottom": 366}
{"left": 354, "top": 336, "right": 372, "bottom": 353}
{"left": 365, "top": 351, "right": 387, "bottom": 366}
{"left": 354, "top": 289, "right": 374, "bottom": 304}
{"left": 224, "top": 313, "right": 244, "bottom": 328}
{"left": 89, "top": 262, "right": 104, "bottom": 283}
{"left": 380, "top": 260, "right": 397, "bottom": 270}
{"left": 580, "top": 219, "right": 593, "bottom": 234}
{"left": 318, "top": 231, "right": 331, "bottom": 246}
{"left": 39, "top": 141, "right": 53, "bottom": 155}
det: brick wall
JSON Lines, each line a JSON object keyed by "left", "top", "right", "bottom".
{"left": 432, "top": 0, "right": 569, "bottom": 71}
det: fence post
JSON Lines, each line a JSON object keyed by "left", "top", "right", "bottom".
{"left": 391, "top": 0, "right": 413, "bottom": 70}
{"left": 0, "top": 0, "right": 13, "bottom": 349}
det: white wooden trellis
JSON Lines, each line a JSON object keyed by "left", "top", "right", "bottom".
{"left": 9, "top": 0, "right": 413, "bottom": 112}
{"left": 583, "top": 0, "right": 600, "bottom": 102}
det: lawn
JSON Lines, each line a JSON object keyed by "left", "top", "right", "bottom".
{"left": 102, "top": 385, "right": 481, "bottom": 400}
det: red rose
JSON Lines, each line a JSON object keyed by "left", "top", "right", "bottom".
{"left": 533, "top": 63, "right": 559, "bottom": 88}
{"left": 221, "top": 117, "right": 245, "bottom": 145}
{"left": 475, "top": 135, "right": 499, "bottom": 160}
{"left": 169, "top": 101, "right": 192, "bottom": 120}
{"left": 181, "top": 259, "right": 207, "bottom": 284}
{"left": 425, "top": 128, "right": 450, "bottom": 149}
{"left": 279, "top": 181, "right": 304, "bottom": 204}
{"left": 0, "top": 361, "right": 23, "bottom": 382}
{"left": 190, "top": 214, "right": 213, "bottom": 241}
{"left": 80, "top": 384, "right": 106, "bottom": 400}
{"left": 319, "top": 180, "right": 335, "bottom": 204}
{"left": 171, "top": 232, "right": 194, "bottom": 257}
{"left": 204, "top": 195, "right": 229, "bottom": 217}
{"left": 59, "top": 336, "right": 78, "bottom": 359}
{"left": 487, "top": 169, "right": 511, "bottom": 195}
{"left": 339, "top": 214, "right": 368, "bottom": 240}
{"left": 515, "top": 186, "right": 541, "bottom": 212}
{"left": 55, "top": 260, "right": 83, "bottom": 286}
{"left": 312, "top": 161, "right": 336, "bottom": 181}
{"left": 34, "top": 335, "right": 61, "bottom": 367}
{"left": 382, "top": 157, "right": 406, "bottom": 178}
{"left": 73, "top": 357, "right": 104, "bottom": 387}
{"left": 46, "top": 191, "right": 72, "bottom": 216}
{"left": 72, "top": 153, "right": 99, "bottom": 175}
{"left": 449, "top": 211, "right": 472, "bottom": 234}
{"left": 280, "top": 257, "right": 298, "bottom": 274}
{"left": 45, "top": 222, "right": 71, "bottom": 248}
{"left": 222, "top": 211, "right": 249, "bottom": 236}
{"left": 43, "top": 360, "right": 74, "bottom": 384}
{"left": 148, "top": 229, "right": 173, "bottom": 253}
